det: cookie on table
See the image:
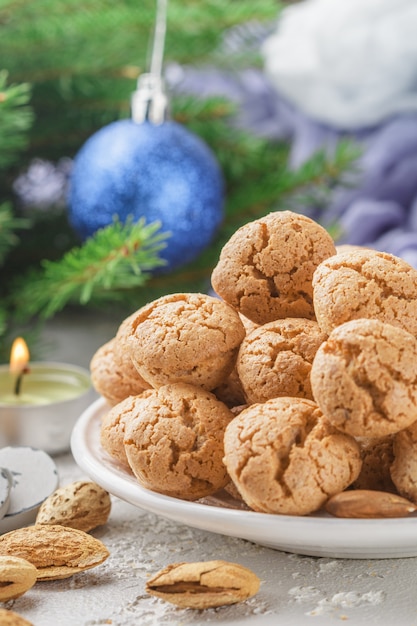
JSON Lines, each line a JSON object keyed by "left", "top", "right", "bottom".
{"left": 100, "top": 391, "right": 153, "bottom": 469}
{"left": 223, "top": 397, "right": 361, "bottom": 516}
{"left": 211, "top": 210, "right": 336, "bottom": 325}
{"left": 121, "top": 293, "right": 245, "bottom": 391}
{"left": 312, "top": 248, "right": 417, "bottom": 337}
{"left": 391, "top": 421, "right": 417, "bottom": 504}
{"left": 310, "top": 318, "right": 417, "bottom": 438}
{"left": 90, "top": 339, "right": 150, "bottom": 406}
{"left": 124, "top": 383, "right": 234, "bottom": 500}
{"left": 236, "top": 318, "right": 327, "bottom": 404}
{"left": 352, "top": 436, "right": 397, "bottom": 493}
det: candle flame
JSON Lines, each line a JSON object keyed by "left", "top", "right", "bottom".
{"left": 10, "top": 337, "right": 30, "bottom": 374}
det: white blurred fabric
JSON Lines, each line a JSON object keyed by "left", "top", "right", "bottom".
{"left": 262, "top": 0, "right": 417, "bottom": 128}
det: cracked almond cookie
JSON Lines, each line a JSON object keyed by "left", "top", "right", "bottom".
{"left": 211, "top": 210, "right": 336, "bottom": 325}
{"left": 312, "top": 248, "right": 417, "bottom": 336}
{"left": 223, "top": 396, "right": 361, "bottom": 516}
{"left": 310, "top": 318, "right": 417, "bottom": 438}
{"left": 236, "top": 318, "right": 327, "bottom": 404}
{"left": 124, "top": 383, "right": 234, "bottom": 500}
{"left": 121, "top": 293, "right": 245, "bottom": 391}
{"left": 391, "top": 421, "right": 417, "bottom": 504}
{"left": 113, "top": 312, "right": 154, "bottom": 387}
{"left": 100, "top": 391, "right": 154, "bottom": 469}
{"left": 90, "top": 338, "right": 151, "bottom": 406}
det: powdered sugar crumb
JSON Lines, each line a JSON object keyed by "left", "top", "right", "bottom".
{"left": 318, "top": 560, "right": 340, "bottom": 575}
{"left": 307, "top": 590, "right": 386, "bottom": 617}
{"left": 288, "top": 586, "right": 322, "bottom": 602}
{"left": 114, "top": 594, "right": 273, "bottom": 625}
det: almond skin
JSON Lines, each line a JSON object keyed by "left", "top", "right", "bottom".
{"left": 325, "top": 489, "right": 417, "bottom": 518}
{"left": 0, "top": 524, "right": 109, "bottom": 580}
{"left": 146, "top": 560, "right": 260, "bottom": 609}
{"left": 35, "top": 480, "right": 111, "bottom": 532}
{"left": 0, "top": 556, "right": 37, "bottom": 601}
{"left": 0, "top": 609, "right": 34, "bottom": 625}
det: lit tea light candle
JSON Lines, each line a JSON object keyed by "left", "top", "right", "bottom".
{"left": 0, "top": 338, "right": 96, "bottom": 454}
{"left": 10, "top": 337, "right": 30, "bottom": 397}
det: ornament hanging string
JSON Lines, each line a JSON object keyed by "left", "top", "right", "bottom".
{"left": 132, "top": 0, "right": 169, "bottom": 124}
{"left": 149, "top": 0, "right": 168, "bottom": 80}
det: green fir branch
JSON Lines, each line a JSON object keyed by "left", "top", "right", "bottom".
{"left": 2, "top": 1, "right": 280, "bottom": 79}
{"left": 0, "top": 202, "right": 31, "bottom": 265}
{"left": 12, "top": 217, "right": 169, "bottom": 320}
{"left": 0, "top": 70, "right": 33, "bottom": 169}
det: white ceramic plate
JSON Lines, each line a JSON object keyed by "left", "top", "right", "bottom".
{"left": 71, "top": 397, "right": 417, "bottom": 559}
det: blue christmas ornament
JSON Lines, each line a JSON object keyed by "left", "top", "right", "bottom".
{"left": 68, "top": 0, "right": 224, "bottom": 272}
{"left": 68, "top": 114, "right": 224, "bottom": 271}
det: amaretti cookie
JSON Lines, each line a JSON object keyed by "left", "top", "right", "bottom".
{"left": 391, "top": 421, "right": 417, "bottom": 504}
{"left": 90, "top": 339, "right": 150, "bottom": 406}
{"left": 211, "top": 210, "right": 336, "bottom": 324}
{"left": 312, "top": 248, "right": 417, "bottom": 336}
{"left": 311, "top": 318, "right": 417, "bottom": 438}
{"left": 113, "top": 312, "right": 154, "bottom": 389}
{"left": 124, "top": 383, "right": 234, "bottom": 500}
{"left": 236, "top": 318, "right": 327, "bottom": 404}
{"left": 121, "top": 293, "right": 245, "bottom": 391}
{"left": 100, "top": 391, "right": 153, "bottom": 469}
{"left": 223, "top": 397, "right": 361, "bottom": 516}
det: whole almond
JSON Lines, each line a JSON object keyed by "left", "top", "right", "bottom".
{"left": 325, "top": 489, "right": 417, "bottom": 518}
{"left": 0, "top": 609, "right": 33, "bottom": 625}
{"left": 146, "top": 560, "right": 260, "bottom": 609}
{"left": 0, "top": 556, "right": 37, "bottom": 601}
{"left": 0, "top": 524, "right": 109, "bottom": 580}
{"left": 35, "top": 480, "right": 111, "bottom": 532}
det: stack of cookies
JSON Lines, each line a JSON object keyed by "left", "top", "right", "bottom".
{"left": 91, "top": 210, "right": 417, "bottom": 517}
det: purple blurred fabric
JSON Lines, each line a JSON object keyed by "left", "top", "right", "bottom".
{"left": 166, "top": 56, "right": 417, "bottom": 267}
{"left": 338, "top": 200, "right": 406, "bottom": 246}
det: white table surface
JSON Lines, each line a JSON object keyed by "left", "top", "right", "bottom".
{"left": 7, "top": 310, "right": 417, "bottom": 626}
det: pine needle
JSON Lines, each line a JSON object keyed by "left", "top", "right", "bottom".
{"left": 0, "top": 70, "right": 33, "bottom": 169}
{"left": 12, "top": 217, "right": 169, "bottom": 320}
{"left": 0, "top": 202, "right": 31, "bottom": 264}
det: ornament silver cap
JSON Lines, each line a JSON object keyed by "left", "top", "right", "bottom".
{"left": 131, "top": 73, "right": 169, "bottom": 125}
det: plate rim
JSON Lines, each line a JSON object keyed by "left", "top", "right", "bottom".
{"left": 70, "top": 397, "right": 417, "bottom": 559}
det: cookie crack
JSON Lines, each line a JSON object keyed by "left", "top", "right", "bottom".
{"left": 273, "top": 423, "right": 317, "bottom": 497}
{"left": 332, "top": 259, "right": 415, "bottom": 302}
